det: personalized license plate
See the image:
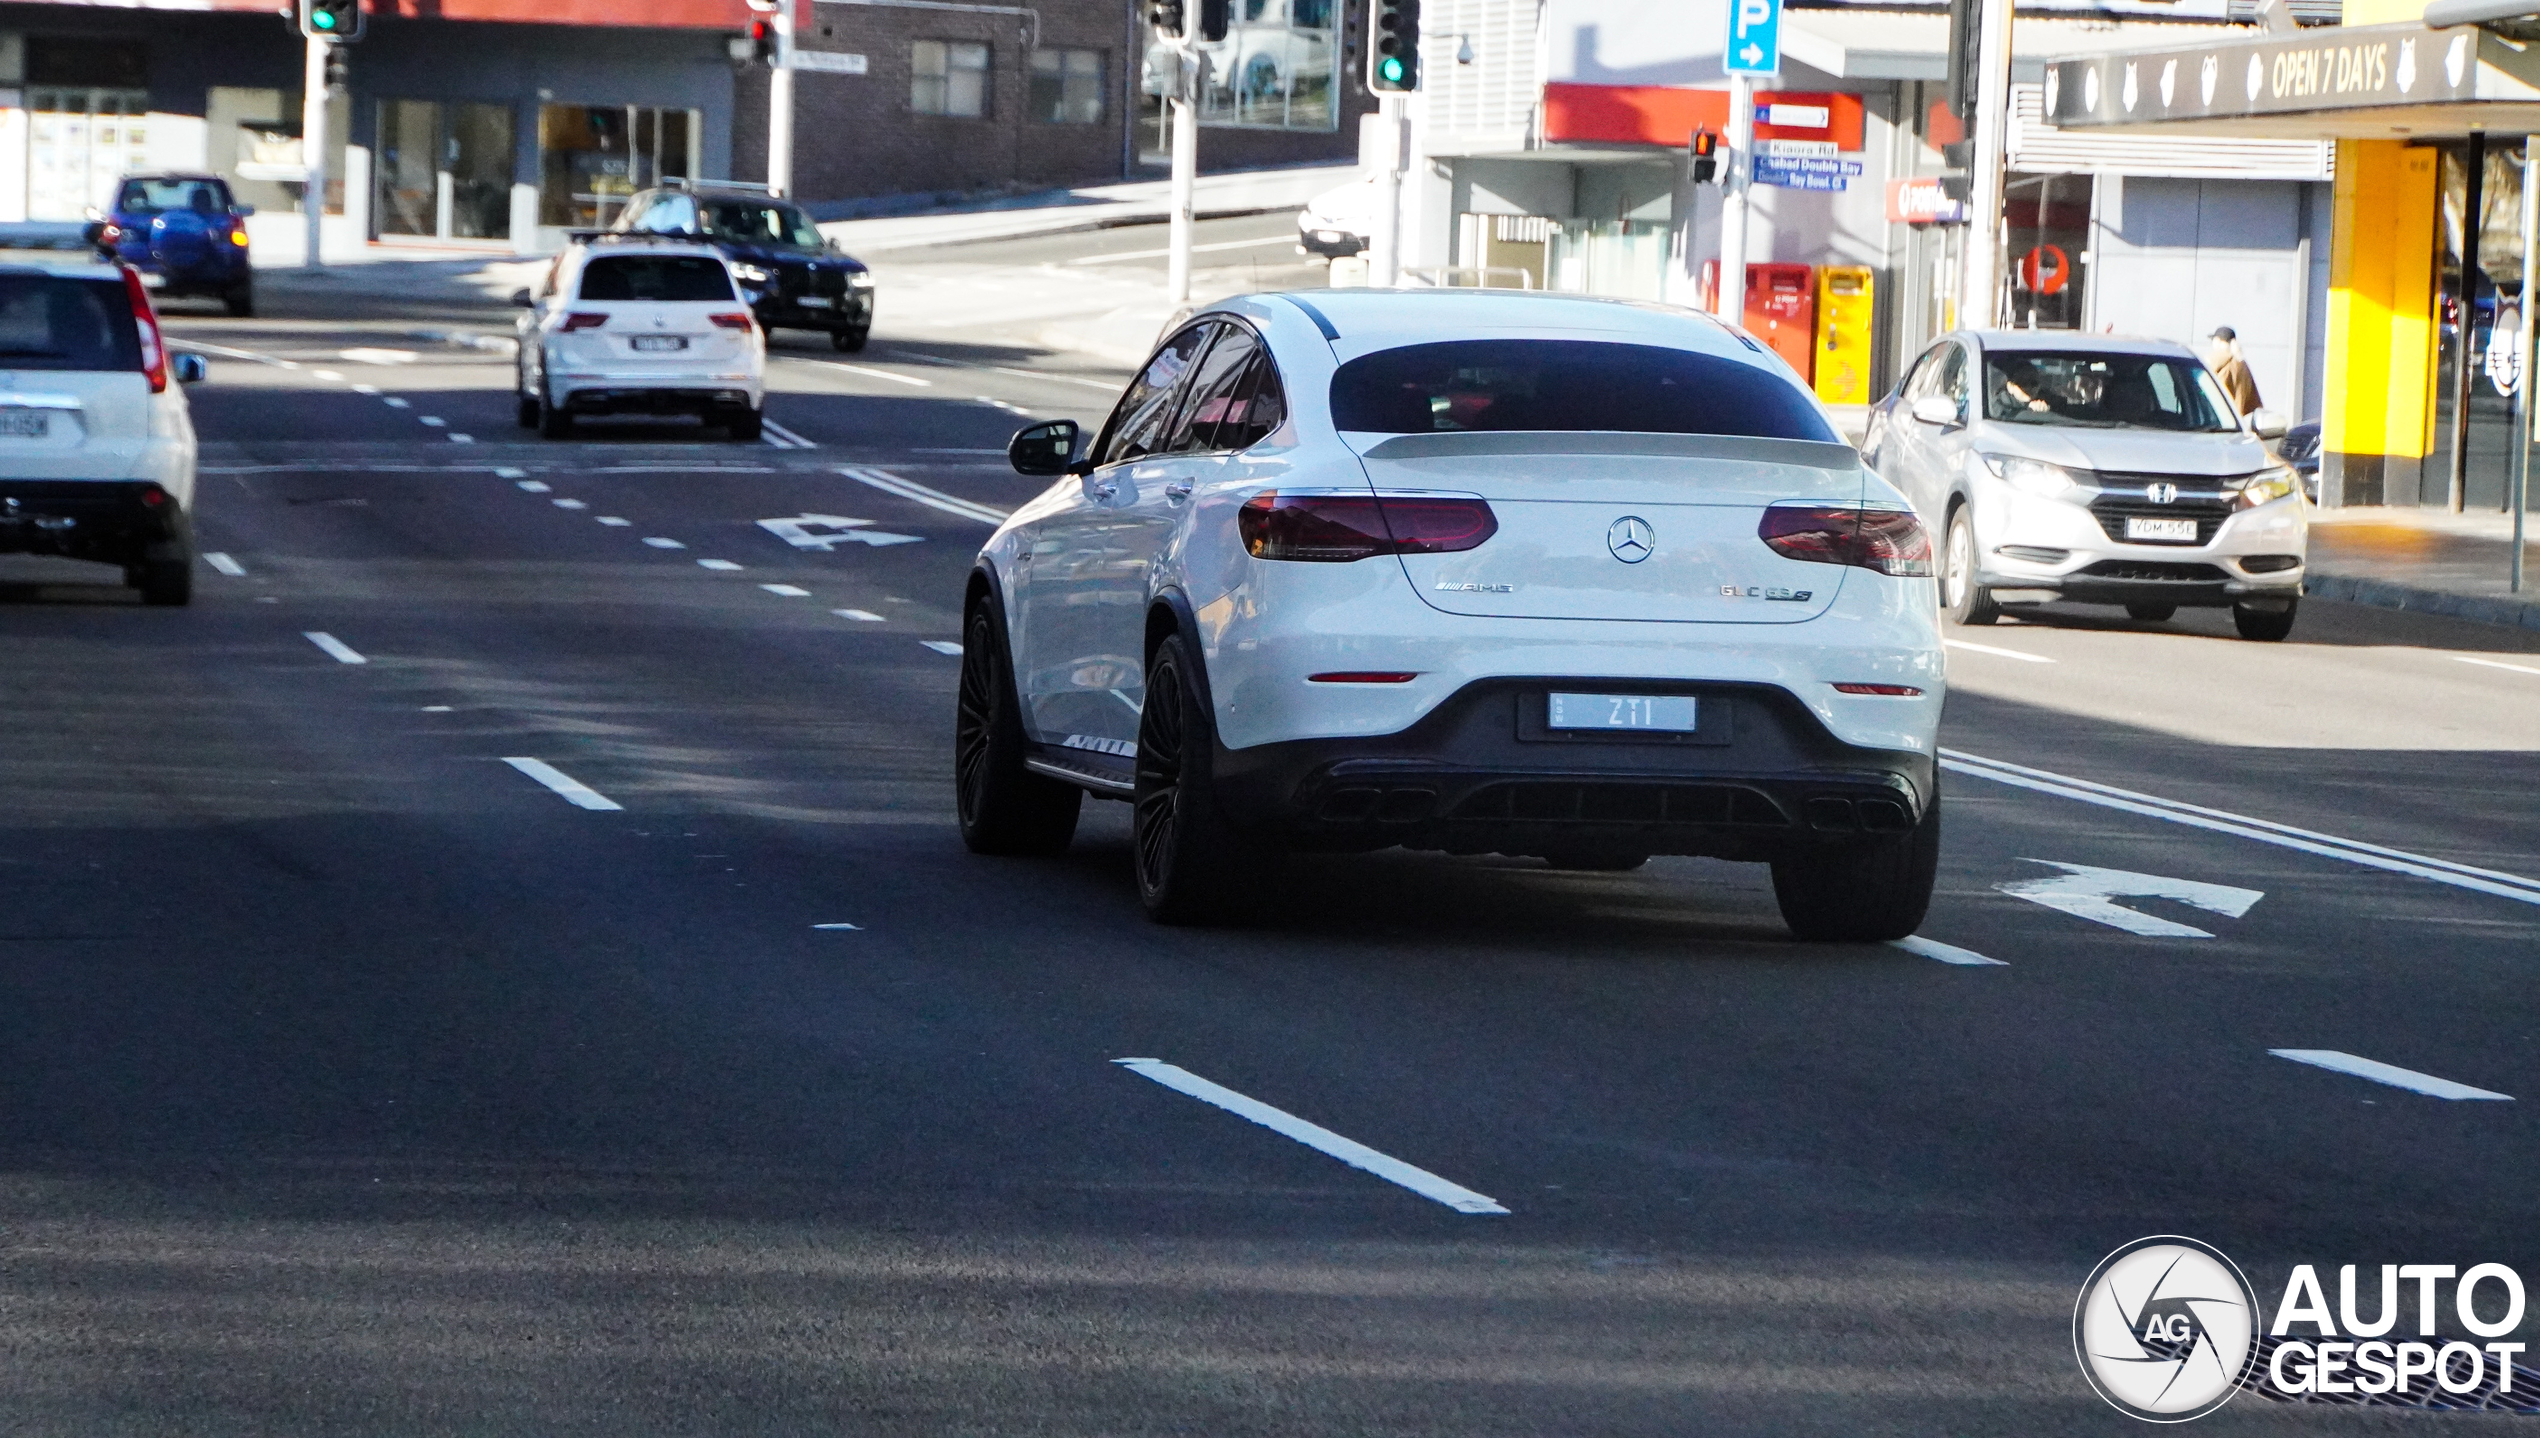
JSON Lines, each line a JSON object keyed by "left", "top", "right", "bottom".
{"left": 2125, "top": 517, "right": 2198, "bottom": 542}
{"left": 796, "top": 295, "right": 833, "bottom": 308}
{"left": 630, "top": 335, "right": 687, "bottom": 353}
{"left": 1549, "top": 692, "right": 1699, "bottom": 732}
{"left": 0, "top": 410, "right": 51, "bottom": 438}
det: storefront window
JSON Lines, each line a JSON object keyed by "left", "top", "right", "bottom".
{"left": 1030, "top": 50, "right": 1105, "bottom": 124}
{"left": 538, "top": 104, "right": 694, "bottom": 230}
{"left": 379, "top": 101, "right": 515, "bottom": 240}
{"left": 2431, "top": 141, "right": 2527, "bottom": 511}
{"left": 1196, "top": 0, "right": 1336, "bottom": 131}
{"left": 1548, "top": 220, "right": 1671, "bottom": 301}
{"left": 2001, "top": 173, "right": 2093, "bottom": 331}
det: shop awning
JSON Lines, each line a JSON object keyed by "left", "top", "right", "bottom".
{"left": 2043, "top": 20, "right": 2540, "bottom": 138}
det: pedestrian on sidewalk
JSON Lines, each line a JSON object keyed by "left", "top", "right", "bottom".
{"left": 2204, "top": 326, "right": 2262, "bottom": 416}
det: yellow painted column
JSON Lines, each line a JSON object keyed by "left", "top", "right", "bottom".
{"left": 2323, "top": 140, "right": 2439, "bottom": 506}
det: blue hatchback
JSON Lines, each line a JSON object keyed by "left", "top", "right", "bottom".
{"left": 105, "top": 173, "right": 255, "bottom": 316}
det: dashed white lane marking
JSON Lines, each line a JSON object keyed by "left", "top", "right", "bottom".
{"left": 1943, "top": 749, "right": 2540, "bottom": 908}
{"left": 698, "top": 558, "right": 745, "bottom": 571}
{"left": 986, "top": 365, "right": 1123, "bottom": 391}
{"left": 814, "top": 361, "right": 931, "bottom": 387}
{"left": 2269, "top": 1050, "right": 2512, "bottom": 1101}
{"left": 762, "top": 419, "right": 817, "bottom": 449}
{"left": 1944, "top": 638, "right": 2053, "bottom": 663}
{"left": 312, "top": 369, "right": 346, "bottom": 382}
{"left": 597, "top": 516, "right": 631, "bottom": 526}
{"left": 422, "top": 705, "right": 453, "bottom": 712}
{"left": 812, "top": 922, "right": 864, "bottom": 931}
{"left": 552, "top": 498, "right": 587, "bottom": 510}
{"left": 974, "top": 395, "right": 1031, "bottom": 416}
{"left": 501, "top": 756, "right": 624, "bottom": 811}
{"left": 1888, "top": 936, "right": 2006, "bottom": 966}
{"left": 515, "top": 479, "right": 552, "bottom": 492}
{"left": 303, "top": 631, "right": 368, "bottom": 665}
{"left": 2456, "top": 654, "right": 2540, "bottom": 678}
{"left": 760, "top": 583, "right": 811, "bottom": 597}
{"left": 419, "top": 416, "right": 447, "bottom": 427}
{"left": 920, "top": 640, "right": 964, "bottom": 655}
{"left": 494, "top": 467, "right": 527, "bottom": 479}
{"left": 340, "top": 347, "right": 419, "bottom": 365}
{"left": 1113, "top": 1058, "right": 1510, "bottom": 1215}
{"left": 350, "top": 383, "right": 380, "bottom": 395}
{"left": 833, "top": 608, "right": 886, "bottom": 622}
{"left": 643, "top": 537, "right": 687, "bottom": 549}
{"left": 174, "top": 339, "right": 276, "bottom": 364}
{"left": 383, "top": 397, "right": 411, "bottom": 409}
{"left": 448, "top": 433, "right": 475, "bottom": 444}
{"left": 203, "top": 552, "right": 247, "bottom": 577}
{"left": 839, "top": 465, "right": 1010, "bottom": 524}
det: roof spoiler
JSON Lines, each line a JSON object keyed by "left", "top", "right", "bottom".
{"left": 659, "top": 177, "right": 778, "bottom": 194}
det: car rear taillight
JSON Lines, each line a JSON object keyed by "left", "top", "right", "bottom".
{"left": 1238, "top": 491, "right": 1497, "bottom": 562}
{"left": 708, "top": 312, "right": 754, "bottom": 330}
{"left": 1758, "top": 504, "right": 1934, "bottom": 577}
{"left": 559, "top": 312, "right": 609, "bottom": 331}
{"left": 137, "top": 484, "right": 168, "bottom": 508}
{"left": 119, "top": 264, "right": 167, "bottom": 393}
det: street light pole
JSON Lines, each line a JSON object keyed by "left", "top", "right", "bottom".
{"left": 1959, "top": 0, "right": 2013, "bottom": 328}
{"left": 1714, "top": 71, "right": 1753, "bottom": 321}
{"left": 766, "top": 0, "right": 796, "bottom": 195}
{"left": 301, "top": 33, "right": 329, "bottom": 269}
{"left": 1369, "top": 95, "right": 1406, "bottom": 287}
{"left": 2515, "top": 139, "right": 2535, "bottom": 593}
{"left": 1167, "top": 45, "right": 1198, "bottom": 305}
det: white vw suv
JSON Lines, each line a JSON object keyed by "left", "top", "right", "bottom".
{"left": 958, "top": 290, "right": 1945, "bottom": 940}
{"left": 1862, "top": 331, "right": 2307, "bottom": 639}
{"left": 513, "top": 235, "right": 766, "bottom": 441}
{"left": 0, "top": 243, "right": 205, "bottom": 604}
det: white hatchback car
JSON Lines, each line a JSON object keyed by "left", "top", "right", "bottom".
{"left": 1862, "top": 331, "right": 2307, "bottom": 640}
{"left": 0, "top": 245, "right": 205, "bottom": 604}
{"left": 513, "top": 236, "right": 765, "bottom": 441}
{"left": 958, "top": 290, "right": 1946, "bottom": 940}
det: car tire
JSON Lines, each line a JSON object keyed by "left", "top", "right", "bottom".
{"left": 954, "top": 601, "right": 1082, "bottom": 856}
{"left": 2233, "top": 598, "right": 2298, "bottom": 642}
{"left": 726, "top": 408, "right": 765, "bottom": 442}
{"left": 539, "top": 399, "right": 573, "bottom": 439}
{"left": 832, "top": 328, "right": 869, "bottom": 353}
{"left": 2125, "top": 602, "right": 2177, "bottom": 622}
{"left": 515, "top": 391, "right": 540, "bottom": 429}
{"left": 1942, "top": 507, "right": 2000, "bottom": 626}
{"left": 1770, "top": 795, "right": 1940, "bottom": 943}
{"left": 1134, "top": 633, "right": 1274, "bottom": 924}
{"left": 132, "top": 555, "right": 193, "bottom": 607}
{"left": 222, "top": 281, "right": 253, "bottom": 318}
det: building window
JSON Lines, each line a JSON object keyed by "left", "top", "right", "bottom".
{"left": 1196, "top": 0, "right": 1337, "bottom": 131}
{"left": 913, "top": 41, "right": 989, "bottom": 118}
{"left": 1029, "top": 50, "right": 1105, "bottom": 124}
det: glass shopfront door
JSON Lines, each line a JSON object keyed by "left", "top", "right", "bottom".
{"left": 377, "top": 100, "right": 516, "bottom": 240}
{"left": 537, "top": 104, "right": 698, "bottom": 231}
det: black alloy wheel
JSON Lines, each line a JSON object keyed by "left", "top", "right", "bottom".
{"left": 1133, "top": 634, "right": 1272, "bottom": 924}
{"left": 954, "top": 603, "right": 1080, "bottom": 855}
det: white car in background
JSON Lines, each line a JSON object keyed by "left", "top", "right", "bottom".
{"left": 0, "top": 242, "right": 206, "bottom": 604}
{"left": 959, "top": 290, "right": 1946, "bottom": 941}
{"left": 1295, "top": 175, "right": 1375, "bottom": 259}
{"left": 1862, "top": 331, "right": 2307, "bottom": 640}
{"left": 512, "top": 236, "right": 766, "bottom": 441}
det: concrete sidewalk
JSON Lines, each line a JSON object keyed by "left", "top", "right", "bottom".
{"left": 2307, "top": 506, "right": 2540, "bottom": 631}
{"left": 816, "top": 164, "right": 1351, "bottom": 255}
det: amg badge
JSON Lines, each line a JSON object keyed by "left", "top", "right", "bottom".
{"left": 1435, "top": 581, "right": 1514, "bottom": 593}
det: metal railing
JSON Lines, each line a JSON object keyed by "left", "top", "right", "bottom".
{"left": 1400, "top": 265, "right": 1536, "bottom": 290}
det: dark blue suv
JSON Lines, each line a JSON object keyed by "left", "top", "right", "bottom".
{"left": 104, "top": 173, "right": 255, "bottom": 316}
{"left": 613, "top": 182, "right": 872, "bottom": 351}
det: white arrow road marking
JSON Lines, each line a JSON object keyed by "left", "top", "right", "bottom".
{"left": 502, "top": 757, "right": 623, "bottom": 811}
{"left": 1114, "top": 1058, "right": 1509, "bottom": 1215}
{"left": 303, "top": 632, "right": 367, "bottom": 665}
{"left": 1997, "top": 859, "right": 2263, "bottom": 938}
{"left": 1889, "top": 935, "right": 2006, "bottom": 966}
{"left": 2269, "top": 1050, "right": 2512, "bottom": 1101}
{"left": 756, "top": 514, "right": 923, "bottom": 550}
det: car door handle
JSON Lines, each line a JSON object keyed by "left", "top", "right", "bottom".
{"left": 1164, "top": 481, "right": 1193, "bottom": 503}
{"left": 1088, "top": 480, "right": 1121, "bottom": 502}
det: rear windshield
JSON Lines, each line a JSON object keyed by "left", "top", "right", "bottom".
{"left": 0, "top": 275, "right": 141, "bottom": 372}
{"left": 578, "top": 255, "right": 735, "bottom": 303}
{"left": 116, "top": 177, "right": 233, "bottom": 216}
{"left": 1329, "top": 339, "right": 1839, "bottom": 442}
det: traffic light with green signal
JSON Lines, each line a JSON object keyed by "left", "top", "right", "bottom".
{"left": 1367, "top": 0, "right": 1419, "bottom": 92}
{"left": 300, "top": 0, "right": 363, "bottom": 41}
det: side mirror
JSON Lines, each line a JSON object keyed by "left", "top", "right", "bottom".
{"left": 171, "top": 353, "right": 208, "bottom": 385}
{"left": 1910, "top": 395, "right": 1960, "bottom": 429}
{"left": 236, "top": 204, "right": 256, "bottom": 217}
{"left": 2246, "top": 407, "right": 2288, "bottom": 441}
{"left": 510, "top": 288, "right": 535, "bottom": 308}
{"left": 80, "top": 220, "right": 106, "bottom": 245}
{"left": 1008, "top": 419, "right": 1081, "bottom": 476}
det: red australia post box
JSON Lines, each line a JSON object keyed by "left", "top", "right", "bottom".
{"left": 1745, "top": 263, "right": 1817, "bottom": 384}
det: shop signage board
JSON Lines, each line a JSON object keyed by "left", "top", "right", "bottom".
{"left": 2044, "top": 21, "right": 2479, "bottom": 127}
{"left": 1885, "top": 176, "right": 1968, "bottom": 224}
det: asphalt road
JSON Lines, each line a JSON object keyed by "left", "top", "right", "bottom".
{"left": 0, "top": 243, "right": 2536, "bottom": 1435}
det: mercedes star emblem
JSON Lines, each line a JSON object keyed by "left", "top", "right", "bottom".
{"left": 1607, "top": 515, "right": 1654, "bottom": 564}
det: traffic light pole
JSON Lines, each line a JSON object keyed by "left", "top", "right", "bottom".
{"left": 766, "top": 0, "right": 796, "bottom": 196}
{"left": 1713, "top": 72, "right": 1753, "bottom": 322}
{"left": 301, "top": 34, "right": 329, "bottom": 269}
{"left": 1369, "top": 94, "right": 1405, "bottom": 287}
{"left": 1959, "top": 0, "right": 2013, "bottom": 328}
{"left": 1167, "top": 46, "right": 1197, "bottom": 305}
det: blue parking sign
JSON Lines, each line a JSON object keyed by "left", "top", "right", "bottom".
{"left": 1724, "top": 0, "right": 1780, "bottom": 75}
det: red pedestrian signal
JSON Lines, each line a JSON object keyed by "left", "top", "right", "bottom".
{"left": 1689, "top": 128, "right": 1721, "bottom": 184}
